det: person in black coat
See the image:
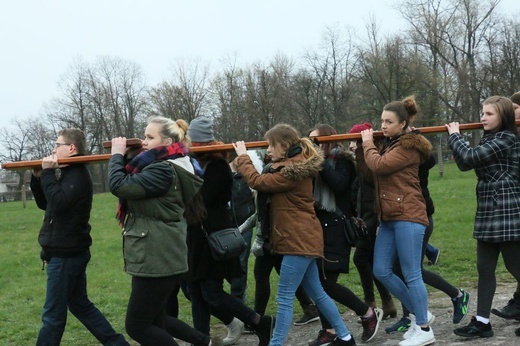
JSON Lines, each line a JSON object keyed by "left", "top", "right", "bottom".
{"left": 308, "top": 124, "right": 383, "bottom": 344}
{"left": 31, "top": 128, "right": 128, "bottom": 346}
{"left": 185, "top": 117, "right": 275, "bottom": 346}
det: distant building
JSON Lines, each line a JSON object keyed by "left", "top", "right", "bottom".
{"left": 0, "top": 170, "right": 31, "bottom": 202}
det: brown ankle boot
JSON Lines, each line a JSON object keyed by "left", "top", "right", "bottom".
{"left": 382, "top": 298, "right": 397, "bottom": 320}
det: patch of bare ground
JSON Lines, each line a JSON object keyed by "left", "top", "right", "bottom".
{"left": 183, "top": 282, "right": 520, "bottom": 346}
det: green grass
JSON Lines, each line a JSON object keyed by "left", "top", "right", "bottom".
{"left": 0, "top": 162, "right": 514, "bottom": 345}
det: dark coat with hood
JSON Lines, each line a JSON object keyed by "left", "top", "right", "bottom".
{"left": 354, "top": 144, "right": 378, "bottom": 237}
{"left": 30, "top": 164, "right": 93, "bottom": 258}
{"left": 186, "top": 156, "right": 244, "bottom": 281}
{"left": 230, "top": 171, "right": 256, "bottom": 226}
{"left": 412, "top": 129, "right": 436, "bottom": 216}
{"left": 314, "top": 146, "right": 356, "bottom": 272}
{"left": 237, "top": 150, "right": 324, "bottom": 257}
{"left": 363, "top": 132, "right": 432, "bottom": 226}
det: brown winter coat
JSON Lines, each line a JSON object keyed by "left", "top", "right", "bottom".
{"left": 236, "top": 151, "right": 324, "bottom": 257}
{"left": 362, "top": 133, "right": 432, "bottom": 227}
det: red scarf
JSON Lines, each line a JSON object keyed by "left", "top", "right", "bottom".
{"left": 116, "top": 142, "right": 188, "bottom": 227}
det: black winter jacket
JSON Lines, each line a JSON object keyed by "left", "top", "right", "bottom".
{"left": 186, "top": 156, "right": 243, "bottom": 281}
{"left": 30, "top": 164, "right": 93, "bottom": 257}
{"left": 230, "top": 172, "right": 255, "bottom": 226}
{"left": 316, "top": 147, "right": 357, "bottom": 273}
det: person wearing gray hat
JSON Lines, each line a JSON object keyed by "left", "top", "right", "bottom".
{"left": 188, "top": 116, "right": 215, "bottom": 143}
{"left": 185, "top": 118, "right": 275, "bottom": 346}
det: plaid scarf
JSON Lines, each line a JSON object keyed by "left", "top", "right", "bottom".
{"left": 116, "top": 142, "right": 189, "bottom": 227}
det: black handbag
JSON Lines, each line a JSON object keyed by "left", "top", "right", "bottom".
{"left": 202, "top": 226, "right": 247, "bottom": 261}
{"left": 337, "top": 213, "right": 368, "bottom": 247}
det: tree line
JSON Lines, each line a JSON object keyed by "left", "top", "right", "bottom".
{"left": 1, "top": 0, "right": 519, "bottom": 194}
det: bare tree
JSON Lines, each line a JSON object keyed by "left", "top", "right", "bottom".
{"left": 298, "top": 26, "right": 358, "bottom": 131}
{"left": 210, "top": 57, "right": 249, "bottom": 142}
{"left": 399, "top": 0, "right": 502, "bottom": 144}
{"left": 209, "top": 55, "right": 298, "bottom": 143}
{"left": 0, "top": 119, "right": 53, "bottom": 206}
{"left": 481, "top": 19, "right": 520, "bottom": 96}
{"left": 148, "top": 58, "right": 210, "bottom": 124}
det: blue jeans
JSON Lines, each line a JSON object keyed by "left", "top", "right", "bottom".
{"left": 373, "top": 221, "right": 428, "bottom": 325}
{"left": 37, "top": 250, "right": 128, "bottom": 346}
{"left": 271, "top": 255, "right": 350, "bottom": 346}
{"left": 425, "top": 243, "right": 438, "bottom": 260}
{"left": 229, "top": 227, "right": 253, "bottom": 301}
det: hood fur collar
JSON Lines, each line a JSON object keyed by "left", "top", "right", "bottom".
{"left": 329, "top": 146, "right": 355, "bottom": 162}
{"left": 272, "top": 151, "right": 324, "bottom": 181}
{"left": 399, "top": 133, "right": 433, "bottom": 160}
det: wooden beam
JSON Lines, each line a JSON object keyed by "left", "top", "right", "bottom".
{"left": 0, "top": 121, "right": 501, "bottom": 171}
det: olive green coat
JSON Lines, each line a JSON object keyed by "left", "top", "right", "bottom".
{"left": 109, "top": 155, "right": 203, "bottom": 277}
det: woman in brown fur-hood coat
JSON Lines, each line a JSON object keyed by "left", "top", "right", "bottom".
{"left": 235, "top": 133, "right": 324, "bottom": 257}
{"left": 360, "top": 96, "right": 435, "bottom": 341}
{"left": 364, "top": 131, "right": 432, "bottom": 226}
{"left": 233, "top": 123, "right": 355, "bottom": 346}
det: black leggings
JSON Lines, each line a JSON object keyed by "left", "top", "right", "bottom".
{"left": 126, "top": 275, "right": 209, "bottom": 346}
{"left": 477, "top": 240, "right": 520, "bottom": 318}
{"left": 353, "top": 234, "right": 393, "bottom": 302}
{"left": 253, "top": 252, "right": 314, "bottom": 315}
{"left": 187, "top": 278, "right": 257, "bottom": 336}
{"left": 393, "top": 216, "right": 459, "bottom": 315}
{"left": 165, "top": 281, "right": 190, "bottom": 318}
{"left": 318, "top": 271, "right": 368, "bottom": 329}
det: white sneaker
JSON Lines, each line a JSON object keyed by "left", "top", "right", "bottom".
{"left": 223, "top": 317, "right": 244, "bottom": 345}
{"left": 403, "top": 323, "right": 419, "bottom": 340}
{"left": 398, "top": 326, "right": 435, "bottom": 346}
{"left": 405, "top": 311, "right": 435, "bottom": 340}
{"left": 409, "top": 311, "right": 435, "bottom": 324}
{"left": 426, "top": 311, "right": 435, "bottom": 325}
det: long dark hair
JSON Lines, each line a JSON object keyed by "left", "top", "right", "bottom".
{"left": 307, "top": 123, "right": 341, "bottom": 157}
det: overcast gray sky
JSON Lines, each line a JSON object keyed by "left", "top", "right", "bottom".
{"left": 0, "top": 0, "right": 518, "bottom": 126}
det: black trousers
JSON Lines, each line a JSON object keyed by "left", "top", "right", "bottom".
{"left": 318, "top": 270, "right": 369, "bottom": 329}
{"left": 253, "top": 252, "right": 314, "bottom": 315}
{"left": 126, "top": 275, "right": 209, "bottom": 346}
{"left": 477, "top": 240, "right": 520, "bottom": 318}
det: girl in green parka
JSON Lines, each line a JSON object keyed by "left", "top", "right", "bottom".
{"left": 109, "top": 116, "right": 221, "bottom": 346}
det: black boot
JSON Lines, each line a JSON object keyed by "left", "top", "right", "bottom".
{"left": 491, "top": 292, "right": 520, "bottom": 320}
{"left": 251, "top": 315, "right": 275, "bottom": 346}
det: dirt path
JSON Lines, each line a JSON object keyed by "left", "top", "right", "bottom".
{"left": 198, "top": 283, "right": 520, "bottom": 346}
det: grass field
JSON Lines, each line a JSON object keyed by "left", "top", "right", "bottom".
{"left": 0, "top": 162, "right": 514, "bottom": 345}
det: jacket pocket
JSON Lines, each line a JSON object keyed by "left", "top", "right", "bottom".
{"left": 380, "top": 190, "right": 404, "bottom": 217}
{"left": 123, "top": 228, "right": 148, "bottom": 264}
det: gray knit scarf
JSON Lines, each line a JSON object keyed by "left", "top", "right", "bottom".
{"left": 313, "top": 148, "right": 338, "bottom": 212}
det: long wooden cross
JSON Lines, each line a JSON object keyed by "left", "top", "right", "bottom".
{"left": 0, "top": 122, "right": 490, "bottom": 171}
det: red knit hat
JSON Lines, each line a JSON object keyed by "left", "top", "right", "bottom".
{"left": 348, "top": 122, "right": 373, "bottom": 134}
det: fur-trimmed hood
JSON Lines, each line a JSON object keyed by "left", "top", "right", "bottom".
{"left": 390, "top": 133, "right": 433, "bottom": 163}
{"left": 273, "top": 150, "right": 324, "bottom": 181}
{"left": 331, "top": 146, "right": 356, "bottom": 161}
